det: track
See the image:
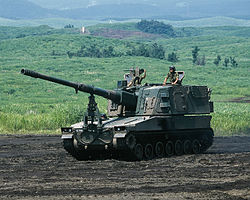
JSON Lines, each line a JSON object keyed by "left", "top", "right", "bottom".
{"left": 0, "top": 135, "right": 249, "bottom": 200}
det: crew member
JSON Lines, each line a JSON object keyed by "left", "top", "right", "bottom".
{"left": 163, "top": 66, "right": 179, "bottom": 85}
{"left": 128, "top": 69, "right": 146, "bottom": 87}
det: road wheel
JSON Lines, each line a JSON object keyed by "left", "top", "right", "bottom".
{"left": 183, "top": 140, "right": 192, "bottom": 154}
{"left": 175, "top": 140, "right": 183, "bottom": 156}
{"left": 155, "top": 142, "right": 164, "bottom": 158}
{"left": 126, "top": 134, "right": 136, "bottom": 150}
{"left": 144, "top": 144, "right": 154, "bottom": 160}
{"left": 165, "top": 141, "right": 174, "bottom": 157}
{"left": 192, "top": 139, "right": 201, "bottom": 154}
{"left": 63, "top": 139, "right": 89, "bottom": 161}
{"left": 134, "top": 144, "right": 143, "bottom": 161}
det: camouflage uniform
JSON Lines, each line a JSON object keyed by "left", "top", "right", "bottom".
{"left": 166, "top": 72, "right": 179, "bottom": 83}
{"left": 128, "top": 69, "right": 146, "bottom": 87}
{"left": 131, "top": 76, "right": 144, "bottom": 86}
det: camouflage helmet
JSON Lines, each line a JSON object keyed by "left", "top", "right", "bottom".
{"left": 169, "top": 65, "right": 176, "bottom": 71}
{"left": 139, "top": 68, "right": 144, "bottom": 74}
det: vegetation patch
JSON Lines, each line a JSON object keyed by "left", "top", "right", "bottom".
{"left": 66, "top": 38, "right": 166, "bottom": 59}
{"left": 136, "top": 20, "right": 176, "bottom": 37}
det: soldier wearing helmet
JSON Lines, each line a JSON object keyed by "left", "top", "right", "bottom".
{"left": 163, "top": 66, "right": 179, "bottom": 85}
{"left": 127, "top": 68, "right": 146, "bottom": 87}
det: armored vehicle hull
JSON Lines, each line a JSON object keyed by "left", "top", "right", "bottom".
{"left": 62, "top": 115, "right": 213, "bottom": 161}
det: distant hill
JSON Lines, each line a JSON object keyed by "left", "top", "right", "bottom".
{"left": 0, "top": 1, "right": 167, "bottom": 20}
{"left": 28, "top": 0, "right": 89, "bottom": 10}
{"left": 0, "top": 0, "right": 52, "bottom": 19}
{"left": 0, "top": 17, "right": 250, "bottom": 29}
{"left": 163, "top": 17, "right": 250, "bottom": 27}
{"left": 0, "top": 0, "right": 249, "bottom": 21}
{"left": 60, "top": 4, "right": 164, "bottom": 19}
{"left": 29, "top": 0, "right": 250, "bottom": 19}
{"left": 0, "top": 2, "right": 168, "bottom": 20}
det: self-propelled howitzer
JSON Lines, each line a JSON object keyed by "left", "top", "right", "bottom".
{"left": 21, "top": 68, "right": 214, "bottom": 161}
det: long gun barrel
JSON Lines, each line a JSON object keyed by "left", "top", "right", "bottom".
{"left": 21, "top": 69, "right": 137, "bottom": 109}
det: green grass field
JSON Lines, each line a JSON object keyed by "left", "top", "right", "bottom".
{"left": 0, "top": 24, "right": 249, "bottom": 135}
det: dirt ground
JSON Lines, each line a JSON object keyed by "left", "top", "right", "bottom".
{"left": 91, "top": 28, "right": 161, "bottom": 39}
{"left": 0, "top": 135, "right": 249, "bottom": 200}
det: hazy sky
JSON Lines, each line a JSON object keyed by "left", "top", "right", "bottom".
{"left": 30, "top": 0, "right": 194, "bottom": 7}
{"left": 28, "top": 0, "right": 232, "bottom": 9}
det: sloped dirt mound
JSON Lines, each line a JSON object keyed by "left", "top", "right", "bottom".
{"left": 217, "top": 96, "right": 250, "bottom": 104}
{"left": 0, "top": 135, "right": 249, "bottom": 200}
{"left": 91, "top": 28, "right": 161, "bottom": 39}
{"left": 228, "top": 96, "right": 250, "bottom": 103}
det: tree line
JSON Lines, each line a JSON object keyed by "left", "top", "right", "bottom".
{"left": 192, "top": 46, "right": 238, "bottom": 67}
{"left": 66, "top": 43, "right": 167, "bottom": 60}
{"left": 65, "top": 43, "right": 238, "bottom": 67}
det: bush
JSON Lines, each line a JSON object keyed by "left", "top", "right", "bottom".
{"left": 148, "top": 43, "right": 165, "bottom": 59}
{"left": 64, "top": 24, "right": 74, "bottom": 29}
{"left": 230, "top": 57, "right": 238, "bottom": 67}
{"left": 192, "top": 46, "right": 200, "bottom": 64}
{"left": 136, "top": 20, "right": 175, "bottom": 37}
{"left": 223, "top": 58, "right": 230, "bottom": 67}
{"left": 167, "top": 52, "right": 179, "bottom": 62}
{"left": 196, "top": 55, "right": 206, "bottom": 66}
{"left": 213, "top": 55, "right": 221, "bottom": 66}
{"left": 223, "top": 57, "right": 238, "bottom": 67}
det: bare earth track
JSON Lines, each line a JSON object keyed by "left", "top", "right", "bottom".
{"left": 0, "top": 135, "right": 249, "bottom": 200}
